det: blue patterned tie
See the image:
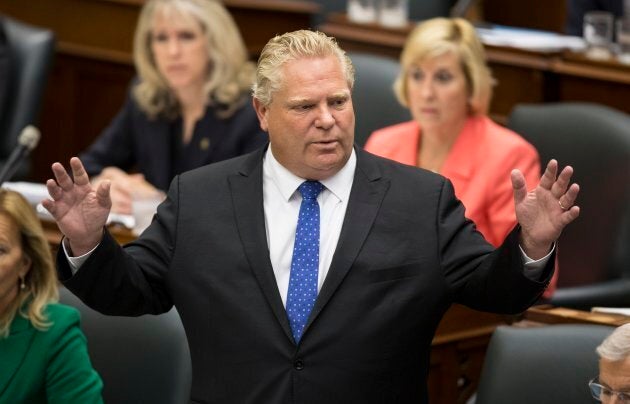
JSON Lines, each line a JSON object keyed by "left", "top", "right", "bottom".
{"left": 286, "top": 180, "right": 324, "bottom": 343}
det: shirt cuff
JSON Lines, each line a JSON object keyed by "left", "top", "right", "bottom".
{"left": 62, "top": 238, "right": 99, "bottom": 275}
{"left": 519, "top": 243, "right": 556, "bottom": 281}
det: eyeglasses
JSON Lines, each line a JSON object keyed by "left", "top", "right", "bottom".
{"left": 589, "top": 378, "right": 630, "bottom": 402}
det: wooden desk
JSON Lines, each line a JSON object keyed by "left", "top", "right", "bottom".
{"left": 0, "top": 0, "right": 319, "bottom": 183}
{"left": 42, "top": 218, "right": 136, "bottom": 254}
{"left": 320, "top": 13, "right": 630, "bottom": 123}
{"left": 525, "top": 305, "right": 630, "bottom": 327}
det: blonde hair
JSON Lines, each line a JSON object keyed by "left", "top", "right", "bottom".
{"left": 133, "top": 0, "right": 255, "bottom": 118}
{"left": 0, "top": 190, "right": 58, "bottom": 338}
{"left": 252, "top": 30, "right": 355, "bottom": 106}
{"left": 597, "top": 324, "right": 630, "bottom": 362}
{"left": 394, "top": 17, "right": 493, "bottom": 115}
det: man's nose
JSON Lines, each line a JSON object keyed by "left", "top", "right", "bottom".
{"left": 315, "top": 106, "right": 335, "bottom": 129}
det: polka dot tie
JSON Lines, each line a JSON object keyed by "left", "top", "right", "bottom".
{"left": 286, "top": 180, "right": 324, "bottom": 343}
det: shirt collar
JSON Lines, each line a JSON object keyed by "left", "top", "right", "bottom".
{"left": 263, "top": 146, "right": 356, "bottom": 203}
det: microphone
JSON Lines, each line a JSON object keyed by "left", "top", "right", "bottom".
{"left": 0, "top": 125, "right": 41, "bottom": 186}
{"left": 450, "top": 0, "right": 476, "bottom": 17}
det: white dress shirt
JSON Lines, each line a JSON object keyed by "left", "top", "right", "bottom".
{"left": 263, "top": 146, "right": 356, "bottom": 306}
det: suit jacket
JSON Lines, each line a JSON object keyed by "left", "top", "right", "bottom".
{"left": 80, "top": 90, "right": 268, "bottom": 191}
{"left": 365, "top": 116, "right": 541, "bottom": 248}
{"left": 0, "top": 304, "right": 103, "bottom": 404}
{"left": 59, "top": 146, "right": 553, "bottom": 404}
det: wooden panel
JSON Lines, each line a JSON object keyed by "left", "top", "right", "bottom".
{"left": 32, "top": 54, "right": 134, "bottom": 183}
{"left": 481, "top": 0, "right": 567, "bottom": 33}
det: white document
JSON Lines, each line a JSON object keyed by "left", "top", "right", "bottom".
{"left": 476, "top": 25, "right": 586, "bottom": 52}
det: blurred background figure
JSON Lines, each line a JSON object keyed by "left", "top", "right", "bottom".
{"left": 590, "top": 323, "right": 630, "bottom": 402}
{"left": 80, "top": 0, "right": 268, "bottom": 214}
{"left": 364, "top": 18, "right": 555, "bottom": 297}
{"left": 0, "top": 189, "right": 102, "bottom": 403}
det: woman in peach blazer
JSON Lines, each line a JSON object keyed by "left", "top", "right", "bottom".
{"left": 364, "top": 18, "right": 556, "bottom": 296}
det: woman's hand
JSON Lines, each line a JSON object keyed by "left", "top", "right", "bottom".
{"left": 92, "top": 167, "right": 161, "bottom": 214}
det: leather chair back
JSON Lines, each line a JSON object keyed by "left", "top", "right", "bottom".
{"left": 508, "top": 103, "right": 630, "bottom": 309}
{"left": 59, "top": 287, "right": 192, "bottom": 404}
{"left": 476, "top": 324, "right": 613, "bottom": 404}
{"left": 0, "top": 16, "right": 54, "bottom": 180}
{"left": 349, "top": 52, "right": 410, "bottom": 146}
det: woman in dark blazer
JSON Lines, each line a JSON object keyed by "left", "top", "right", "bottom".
{"left": 80, "top": 0, "right": 267, "bottom": 213}
{"left": 0, "top": 190, "right": 102, "bottom": 403}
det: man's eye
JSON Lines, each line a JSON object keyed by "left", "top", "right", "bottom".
{"left": 296, "top": 105, "right": 313, "bottom": 110}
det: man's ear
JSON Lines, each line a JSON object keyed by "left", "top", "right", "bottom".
{"left": 252, "top": 97, "right": 269, "bottom": 132}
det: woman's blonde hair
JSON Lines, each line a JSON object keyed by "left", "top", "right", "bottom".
{"left": 394, "top": 17, "right": 494, "bottom": 115}
{"left": 0, "top": 190, "right": 58, "bottom": 338}
{"left": 133, "top": 0, "right": 255, "bottom": 118}
{"left": 252, "top": 30, "right": 355, "bottom": 106}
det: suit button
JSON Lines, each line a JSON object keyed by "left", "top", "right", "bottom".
{"left": 294, "top": 359, "right": 304, "bottom": 370}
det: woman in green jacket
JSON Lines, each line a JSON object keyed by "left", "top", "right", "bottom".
{"left": 0, "top": 190, "right": 102, "bottom": 403}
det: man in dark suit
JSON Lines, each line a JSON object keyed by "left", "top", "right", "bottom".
{"left": 45, "top": 30, "right": 580, "bottom": 403}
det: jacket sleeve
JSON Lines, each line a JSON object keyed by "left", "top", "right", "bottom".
{"left": 58, "top": 175, "right": 180, "bottom": 316}
{"left": 437, "top": 178, "right": 553, "bottom": 314}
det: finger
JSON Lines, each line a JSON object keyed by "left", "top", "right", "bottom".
{"left": 538, "top": 159, "right": 558, "bottom": 190}
{"left": 41, "top": 198, "right": 55, "bottom": 215}
{"left": 511, "top": 169, "right": 527, "bottom": 204}
{"left": 129, "top": 173, "right": 145, "bottom": 180}
{"left": 45, "top": 178, "right": 63, "bottom": 201}
{"left": 559, "top": 183, "right": 580, "bottom": 209}
{"left": 70, "top": 157, "right": 90, "bottom": 187}
{"left": 559, "top": 205, "right": 580, "bottom": 227}
{"left": 550, "top": 165, "right": 574, "bottom": 198}
{"left": 51, "top": 162, "right": 74, "bottom": 191}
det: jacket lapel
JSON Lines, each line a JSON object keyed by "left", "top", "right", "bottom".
{"left": 0, "top": 315, "right": 35, "bottom": 397}
{"left": 228, "top": 148, "right": 294, "bottom": 343}
{"left": 146, "top": 121, "right": 174, "bottom": 191}
{"left": 306, "top": 149, "right": 390, "bottom": 332}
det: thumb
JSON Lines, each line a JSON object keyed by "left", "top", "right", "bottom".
{"left": 511, "top": 169, "right": 527, "bottom": 205}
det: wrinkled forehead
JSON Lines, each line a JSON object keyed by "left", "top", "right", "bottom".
{"left": 600, "top": 357, "right": 630, "bottom": 389}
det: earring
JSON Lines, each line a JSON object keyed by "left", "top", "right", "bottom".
{"left": 19, "top": 277, "right": 26, "bottom": 290}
